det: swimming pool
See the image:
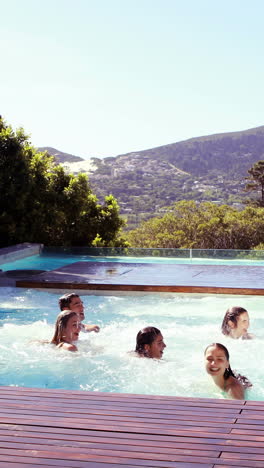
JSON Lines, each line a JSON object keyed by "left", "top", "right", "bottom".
{"left": 1, "top": 248, "right": 264, "bottom": 271}
{"left": 1, "top": 287, "right": 263, "bottom": 400}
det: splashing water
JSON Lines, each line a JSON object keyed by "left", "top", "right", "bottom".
{"left": 0, "top": 287, "right": 263, "bottom": 400}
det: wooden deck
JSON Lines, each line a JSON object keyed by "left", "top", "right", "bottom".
{"left": 17, "top": 261, "right": 264, "bottom": 295}
{"left": 0, "top": 386, "right": 264, "bottom": 467}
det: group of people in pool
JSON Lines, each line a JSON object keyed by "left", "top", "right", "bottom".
{"left": 51, "top": 295, "right": 253, "bottom": 400}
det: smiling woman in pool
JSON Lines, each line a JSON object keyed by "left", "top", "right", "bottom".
{"left": 51, "top": 310, "right": 81, "bottom": 352}
{"left": 135, "top": 326, "right": 166, "bottom": 359}
{"left": 204, "top": 343, "right": 252, "bottom": 400}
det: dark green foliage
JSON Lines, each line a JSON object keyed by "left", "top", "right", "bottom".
{"left": 0, "top": 118, "right": 125, "bottom": 247}
{"left": 125, "top": 200, "right": 264, "bottom": 250}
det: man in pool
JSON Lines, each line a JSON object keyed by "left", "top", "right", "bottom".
{"left": 58, "top": 293, "right": 100, "bottom": 333}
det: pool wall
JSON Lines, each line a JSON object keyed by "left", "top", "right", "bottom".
{"left": 0, "top": 243, "right": 43, "bottom": 266}
{"left": 0, "top": 243, "right": 43, "bottom": 286}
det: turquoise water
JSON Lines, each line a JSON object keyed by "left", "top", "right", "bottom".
{"left": 1, "top": 252, "right": 264, "bottom": 271}
{"left": 0, "top": 287, "right": 263, "bottom": 400}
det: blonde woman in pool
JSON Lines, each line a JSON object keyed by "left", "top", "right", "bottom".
{"left": 221, "top": 306, "right": 254, "bottom": 339}
{"left": 51, "top": 310, "right": 81, "bottom": 352}
{"left": 204, "top": 343, "right": 252, "bottom": 400}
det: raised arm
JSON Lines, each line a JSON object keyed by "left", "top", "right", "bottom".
{"left": 81, "top": 323, "right": 100, "bottom": 333}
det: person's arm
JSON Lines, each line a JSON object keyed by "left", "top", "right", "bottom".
{"left": 242, "top": 332, "right": 254, "bottom": 340}
{"left": 82, "top": 323, "right": 100, "bottom": 333}
{"left": 226, "top": 379, "right": 245, "bottom": 400}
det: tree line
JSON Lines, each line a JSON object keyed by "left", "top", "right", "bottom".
{"left": 0, "top": 117, "right": 126, "bottom": 248}
{"left": 125, "top": 200, "right": 264, "bottom": 250}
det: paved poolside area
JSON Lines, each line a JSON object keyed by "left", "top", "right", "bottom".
{"left": 1, "top": 386, "right": 264, "bottom": 467}
{"left": 16, "top": 261, "right": 264, "bottom": 294}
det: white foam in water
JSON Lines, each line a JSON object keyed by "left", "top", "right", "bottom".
{"left": 0, "top": 287, "right": 264, "bottom": 400}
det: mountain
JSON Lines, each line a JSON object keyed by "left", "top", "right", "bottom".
{"left": 38, "top": 146, "right": 98, "bottom": 174}
{"left": 38, "top": 147, "right": 84, "bottom": 164}
{"left": 40, "top": 126, "right": 264, "bottom": 229}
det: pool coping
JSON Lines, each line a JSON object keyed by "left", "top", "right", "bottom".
{"left": 15, "top": 260, "right": 264, "bottom": 295}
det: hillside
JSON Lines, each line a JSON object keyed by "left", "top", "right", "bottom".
{"left": 38, "top": 147, "right": 84, "bottom": 164}
{"left": 41, "top": 126, "right": 264, "bottom": 228}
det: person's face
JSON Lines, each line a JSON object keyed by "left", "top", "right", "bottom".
{"left": 228, "top": 312, "right": 249, "bottom": 338}
{"left": 69, "top": 296, "right": 85, "bottom": 321}
{"left": 63, "top": 315, "right": 81, "bottom": 342}
{"left": 145, "top": 333, "right": 166, "bottom": 359}
{"left": 205, "top": 345, "right": 229, "bottom": 377}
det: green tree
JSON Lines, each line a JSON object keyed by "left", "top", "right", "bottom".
{"left": 125, "top": 200, "right": 264, "bottom": 250}
{"left": 245, "top": 160, "right": 264, "bottom": 206}
{"left": 0, "top": 117, "right": 125, "bottom": 247}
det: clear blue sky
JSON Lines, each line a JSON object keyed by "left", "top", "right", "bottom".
{"left": 1, "top": 0, "right": 264, "bottom": 158}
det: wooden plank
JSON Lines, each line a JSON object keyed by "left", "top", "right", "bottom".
{"left": 220, "top": 451, "right": 264, "bottom": 461}
{"left": 235, "top": 418, "right": 264, "bottom": 426}
{"left": 0, "top": 440, "right": 221, "bottom": 458}
{"left": 232, "top": 428, "right": 264, "bottom": 436}
{"left": 0, "top": 407, "right": 238, "bottom": 423}
{"left": 0, "top": 462, "right": 152, "bottom": 468}
{"left": 0, "top": 386, "right": 244, "bottom": 404}
{"left": 214, "top": 464, "right": 264, "bottom": 468}
{"left": 240, "top": 410, "right": 264, "bottom": 418}
{"left": 0, "top": 449, "right": 218, "bottom": 467}
{"left": 2, "top": 424, "right": 264, "bottom": 447}
{"left": 0, "top": 393, "right": 242, "bottom": 413}
{"left": 0, "top": 417, "right": 235, "bottom": 435}
{"left": 0, "top": 402, "right": 241, "bottom": 420}
{"left": 0, "top": 423, "right": 239, "bottom": 443}
{"left": 0, "top": 455, "right": 214, "bottom": 468}
{"left": 1, "top": 434, "right": 264, "bottom": 456}
{"left": 0, "top": 388, "right": 263, "bottom": 467}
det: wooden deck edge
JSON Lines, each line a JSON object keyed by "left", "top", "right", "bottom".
{"left": 15, "top": 281, "right": 264, "bottom": 295}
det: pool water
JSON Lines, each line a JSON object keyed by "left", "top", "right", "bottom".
{"left": 1, "top": 252, "right": 264, "bottom": 271}
{"left": 0, "top": 287, "right": 263, "bottom": 400}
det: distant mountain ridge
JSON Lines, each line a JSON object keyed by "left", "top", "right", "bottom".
{"left": 38, "top": 147, "right": 84, "bottom": 164}
{"left": 40, "top": 126, "right": 264, "bottom": 228}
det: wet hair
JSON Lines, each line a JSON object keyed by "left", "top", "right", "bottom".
{"left": 135, "top": 326, "right": 161, "bottom": 357}
{"left": 51, "top": 310, "right": 78, "bottom": 345}
{"left": 221, "top": 306, "right": 248, "bottom": 336}
{"left": 58, "top": 293, "right": 80, "bottom": 311}
{"left": 204, "top": 343, "right": 252, "bottom": 387}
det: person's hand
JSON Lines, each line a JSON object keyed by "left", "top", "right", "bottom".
{"left": 84, "top": 324, "right": 100, "bottom": 333}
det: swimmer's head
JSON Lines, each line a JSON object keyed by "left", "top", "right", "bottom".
{"left": 51, "top": 310, "right": 80, "bottom": 345}
{"left": 135, "top": 326, "right": 166, "bottom": 359}
{"left": 59, "top": 293, "right": 85, "bottom": 320}
{"left": 204, "top": 343, "right": 234, "bottom": 380}
{"left": 221, "top": 306, "right": 249, "bottom": 339}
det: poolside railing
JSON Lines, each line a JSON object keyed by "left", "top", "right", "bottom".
{"left": 42, "top": 246, "right": 264, "bottom": 261}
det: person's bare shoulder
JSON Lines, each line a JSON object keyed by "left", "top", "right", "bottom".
{"left": 226, "top": 377, "right": 245, "bottom": 400}
{"left": 58, "top": 343, "right": 78, "bottom": 352}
